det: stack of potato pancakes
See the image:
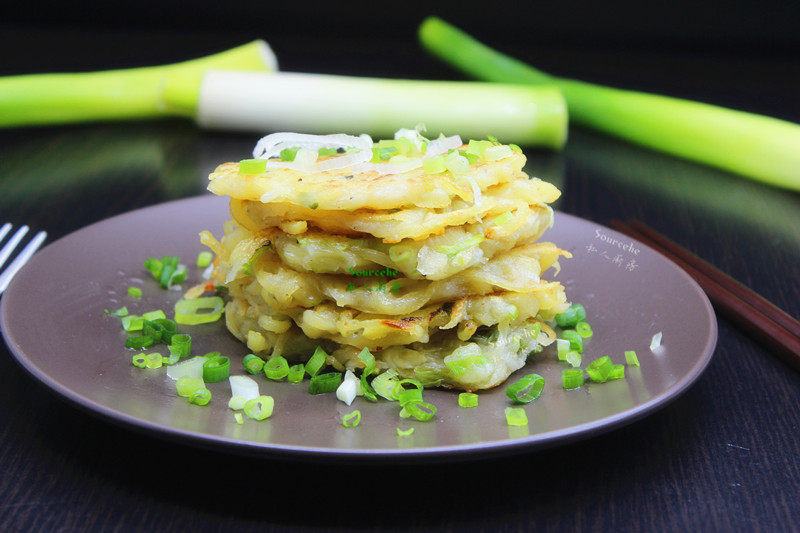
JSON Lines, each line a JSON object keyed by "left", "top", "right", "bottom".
{"left": 201, "top": 130, "right": 570, "bottom": 391}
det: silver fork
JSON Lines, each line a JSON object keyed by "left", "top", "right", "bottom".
{"left": 0, "top": 223, "right": 47, "bottom": 294}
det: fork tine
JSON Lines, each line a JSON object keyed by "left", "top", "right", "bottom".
{"left": 0, "top": 231, "right": 47, "bottom": 294}
{"left": 0, "top": 223, "right": 11, "bottom": 242}
{"left": 0, "top": 225, "right": 29, "bottom": 270}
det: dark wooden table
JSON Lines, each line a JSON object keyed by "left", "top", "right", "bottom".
{"left": 1, "top": 28, "right": 799, "bottom": 532}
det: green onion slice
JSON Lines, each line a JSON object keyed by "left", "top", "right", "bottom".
{"left": 125, "top": 336, "right": 154, "bottom": 349}
{"left": 505, "top": 407, "right": 528, "bottom": 426}
{"left": 174, "top": 296, "right": 224, "bottom": 325}
{"left": 625, "top": 350, "right": 640, "bottom": 367}
{"left": 308, "top": 372, "right": 342, "bottom": 395}
{"left": 397, "top": 428, "right": 415, "bottom": 437}
{"left": 153, "top": 318, "right": 178, "bottom": 344}
{"left": 234, "top": 413, "right": 244, "bottom": 425}
{"left": 576, "top": 321, "right": 593, "bottom": 338}
{"left": 562, "top": 369, "right": 585, "bottom": 389}
{"left": 197, "top": 251, "right": 213, "bottom": 268}
{"left": 142, "top": 310, "right": 166, "bottom": 321}
{"left": 402, "top": 400, "right": 437, "bottom": 422}
{"left": 105, "top": 306, "right": 128, "bottom": 317}
{"left": 342, "top": 410, "right": 362, "bottom": 428}
{"left": 305, "top": 346, "right": 327, "bottom": 377}
{"left": 436, "top": 234, "right": 485, "bottom": 258}
{"left": 392, "top": 379, "right": 424, "bottom": 402}
{"left": 356, "top": 347, "right": 377, "bottom": 402}
{"left": 121, "top": 315, "right": 144, "bottom": 332}
{"left": 188, "top": 388, "right": 211, "bottom": 406}
{"left": 145, "top": 353, "right": 163, "bottom": 369}
{"left": 131, "top": 353, "right": 147, "bottom": 368}
{"left": 203, "top": 355, "right": 231, "bottom": 383}
{"left": 158, "top": 256, "right": 180, "bottom": 289}
{"left": 144, "top": 257, "right": 162, "bottom": 280}
{"left": 176, "top": 377, "right": 205, "bottom": 397}
{"left": 371, "top": 369, "right": 400, "bottom": 401}
{"left": 127, "top": 287, "right": 142, "bottom": 298}
{"left": 397, "top": 388, "right": 423, "bottom": 405}
{"left": 168, "top": 333, "right": 191, "bottom": 359}
{"left": 561, "top": 330, "right": 583, "bottom": 354}
{"left": 141, "top": 320, "right": 165, "bottom": 343}
{"left": 264, "top": 356, "right": 290, "bottom": 380}
{"left": 610, "top": 364, "right": 626, "bottom": 380}
{"left": 565, "top": 351, "right": 582, "bottom": 368}
{"left": 555, "top": 304, "right": 587, "bottom": 328}
{"left": 228, "top": 395, "right": 246, "bottom": 410}
{"left": 287, "top": 364, "right": 305, "bottom": 383}
{"left": 505, "top": 373, "right": 545, "bottom": 404}
{"left": 586, "top": 356, "right": 615, "bottom": 383}
{"left": 242, "top": 353, "right": 265, "bottom": 374}
{"left": 244, "top": 396, "right": 274, "bottom": 420}
{"left": 238, "top": 158, "right": 267, "bottom": 174}
{"left": 458, "top": 392, "right": 479, "bottom": 408}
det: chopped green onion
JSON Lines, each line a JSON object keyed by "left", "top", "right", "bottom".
{"left": 396, "top": 388, "right": 423, "bottom": 405}
{"left": 422, "top": 155, "right": 447, "bottom": 174}
{"left": 625, "top": 350, "right": 640, "bottom": 367}
{"left": 168, "top": 333, "right": 191, "bottom": 359}
{"left": 372, "top": 369, "right": 400, "bottom": 401}
{"left": 402, "top": 401, "right": 437, "bottom": 422}
{"left": 131, "top": 353, "right": 147, "bottom": 368}
{"left": 444, "top": 150, "right": 470, "bottom": 174}
{"left": 174, "top": 296, "right": 224, "bottom": 325}
{"left": 576, "top": 321, "right": 593, "bottom": 338}
{"left": 287, "top": 364, "right": 305, "bottom": 383}
{"left": 142, "top": 310, "right": 166, "bottom": 321}
{"left": 509, "top": 144, "right": 522, "bottom": 153}
{"left": 144, "top": 352, "right": 163, "bottom": 369}
{"left": 458, "top": 392, "right": 479, "bottom": 408}
{"left": 242, "top": 353, "right": 265, "bottom": 374}
{"left": 238, "top": 158, "right": 267, "bottom": 174}
{"left": 505, "top": 407, "right": 528, "bottom": 426}
{"left": 561, "top": 330, "right": 583, "bottom": 354}
{"left": 141, "top": 320, "right": 165, "bottom": 343}
{"left": 565, "top": 351, "right": 582, "bottom": 368}
{"left": 154, "top": 318, "right": 178, "bottom": 344}
{"left": 586, "top": 356, "right": 615, "bottom": 383}
{"left": 610, "top": 364, "right": 626, "bottom": 380}
{"left": 392, "top": 379, "right": 424, "bottom": 401}
{"left": 436, "top": 234, "right": 485, "bottom": 258}
{"left": 242, "top": 246, "right": 267, "bottom": 276}
{"left": 144, "top": 258, "right": 162, "bottom": 280}
{"left": 188, "top": 388, "right": 211, "bottom": 406}
{"left": 555, "top": 304, "right": 587, "bottom": 328}
{"left": 105, "top": 306, "right": 128, "bottom": 317}
{"left": 505, "top": 373, "right": 545, "bottom": 404}
{"left": 317, "top": 147, "right": 339, "bottom": 157}
{"left": 491, "top": 212, "right": 514, "bottom": 226}
{"left": 244, "top": 396, "right": 274, "bottom": 420}
{"left": 127, "top": 287, "right": 142, "bottom": 298}
{"left": 280, "top": 147, "right": 298, "bottom": 161}
{"left": 264, "top": 355, "right": 290, "bottom": 380}
{"left": 562, "top": 369, "right": 585, "bottom": 389}
{"left": 556, "top": 338, "right": 570, "bottom": 361}
{"left": 203, "top": 355, "right": 231, "bottom": 383}
{"left": 228, "top": 395, "right": 247, "bottom": 410}
{"left": 356, "top": 348, "right": 377, "bottom": 402}
{"left": 197, "top": 251, "right": 213, "bottom": 268}
{"left": 234, "top": 413, "right": 244, "bottom": 425}
{"left": 175, "top": 377, "right": 205, "bottom": 397}
{"left": 466, "top": 139, "right": 492, "bottom": 158}
{"left": 309, "top": 372, "right": 342, "bottom": 395}
{"left": 458, "top": 149, "right": 479, "bottom": 164}
{"left": 125, "top": 336, "right": 154, "bottom": 349}
{"left": 486, "top": 135, "right": 500, "bottom": 145}
{"left": 121, "top": 315, "right": 144, "bottom": 332}
{"left": 342, "top": 410, "right": 362, "bottom": 428}
{"left": 397, "top": 428, "right": 415, "bottom": 437}
{"left": 305, "top": 346, "right": 327, "bottom": 377}
{"left": 158, "top": 256, "right": 180, "bottom": 289}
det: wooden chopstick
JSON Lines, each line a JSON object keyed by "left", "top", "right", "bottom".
{"left": 611, "top": 219, "right": 800, "bottom": 372}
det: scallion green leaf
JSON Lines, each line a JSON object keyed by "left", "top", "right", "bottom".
{"left": 372, "top": 369, "right": 400, "bottom": 401}
{"left": 228, "top": 395, "right": 246, "bottom": 410}
{"left": 505, "top": 407, "right": 528, "bottom": 426}
{"left": 242, "top": 353, "right": 265, "bottom": 374}
{"left": 176, "top": 377, "right": 205, "bottom": 397}
{"left": 402, "top": 400, "right": 437, "bottom": 422}
{"left": 234, "top": 413, "right": 244, "bottom": 424}
{"left": 144, "top": 352, "right": 163, "bottom": 369}
{"left": 586, "top": 356, "right": 614, "bottom": 383}
{"left": 397, "top": 427, "right": 415, "bottom": 437}
{"left": 308, "top": 372, "right": 342, "bottom": 395}
{"left": 121, "top": 315, "right": 144, "bottom": 332}
{"left": 576, "top": 321, "right": 593, "bottom": 338}
{"left": 625, "top": 350, "right": 640, "bottom": 367}
{"left": 356, "top": 347, "right": 377, "bottom": 402}
{"left": 238, "top": 158, "right": 267, "bottom": 175}
{"left": 127, "top": 287, "right": 142, "bottom": 298}
{"left": 142, "top": 310, "right": 166, "bottom": 321}
{"left": 125, "top": 336, "right": 154, "bottom": 349}
{"left": 610, "top": 364, "right": 626, "bottom": 380}
{"left": 287, "top": 364, "right": 305, "bottom": 383}
{"left": 305, "top": 346, "right": 327, "bottom": 377}
{"left": 203, "top": 355, "right": 231, "bottom": 383}
{"left": 555, "top": 304, "right": 587, "bottom": 328}
{"left": 168, "top": 333, "right": 191, "bottom": 359}
{"left": 562, "top": 369, "right": 585, "bottom": 389}
{"left": 105, "top": 306, "right": 128, "bottom": 317}
{"left": 565, "top": 350, "right": 582, "bottom": 368}
{"left": 188, "top": 388, "right": 211, "bottom": 406}
{"left": 174, "top": 296, "right": 224, "bottom": 325}
{"left": 561, "top": 330, "right": 583, "bottom": 354}
{"left": 131, "top": 353, "right": 147, "bottom": 368}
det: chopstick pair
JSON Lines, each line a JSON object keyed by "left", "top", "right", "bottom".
{"left": 611, "top": 219, "right": 800, "bottom": 372}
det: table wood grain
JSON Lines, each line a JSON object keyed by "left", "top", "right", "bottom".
{"left": 0, "top": 28, "right": 798, "bottom": 533}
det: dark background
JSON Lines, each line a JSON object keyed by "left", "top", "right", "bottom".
{"left": 1, "top": 2, "right": 800, "bottom": 532}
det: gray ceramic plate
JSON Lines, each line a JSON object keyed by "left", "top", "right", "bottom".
{"left": 1, "top": 195, "right": 717, "bottom": 462}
